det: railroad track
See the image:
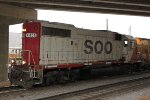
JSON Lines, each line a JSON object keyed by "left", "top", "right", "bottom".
{"left": 39, "top": 73, "right": 150, "bottom": 100}
{"left": 0, "top": 86, "right": 25, "bottom": 94}
{"left": 0, "top": 72, "right": 150, "bottom": 99}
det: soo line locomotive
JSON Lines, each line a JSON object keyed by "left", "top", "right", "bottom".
{"left": 9, "top": 21, "right": 150, "bottom": 88}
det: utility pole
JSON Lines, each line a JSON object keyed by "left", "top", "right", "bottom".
{"left": 106, "top": 18, "right": 109, "bottom": 31}
{"left": 129, "top": 25, "right": 131, "bottom": 36}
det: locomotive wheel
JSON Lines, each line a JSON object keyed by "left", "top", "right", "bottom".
{"left": 45, "top": 71, "right": 57, "bottom": 85}
{"left": 70, "top": 69, "right": 80, "bottom": 82}
{"left": 22, "top": 80, "right": 33, "bottom": 89}
{"left": 79, "top": 68, "right": 91, "bottom": 80}
{"left": 57, "top": 71, "right": 69, "bottom": 84}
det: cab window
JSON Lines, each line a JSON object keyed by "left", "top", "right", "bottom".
{"left": 130, "top": 41, "right": 135, "bottom": 48}
{"left": 124, "top": 40, "right": 128, "bottom": 47}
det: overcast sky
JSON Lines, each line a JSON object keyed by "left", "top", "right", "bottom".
{"left": 38, "top": 10, "right": 150, "bottom": 38}
{"left": 9, "top": 9, "right": 150, "bottom": 47}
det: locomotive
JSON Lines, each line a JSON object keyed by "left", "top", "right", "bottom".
{"left": 8, "top": 21, "right": 149, "bottom": 88}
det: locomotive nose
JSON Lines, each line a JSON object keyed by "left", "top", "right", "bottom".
{"left": 9, "top": 68, "right": 23, "bottom": 83}
{"left": 9, "top": 67, "right": 33, "bottom": 88}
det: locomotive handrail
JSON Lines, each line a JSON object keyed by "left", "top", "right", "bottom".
{"left": 20, "top": 50, "right": 36, "bottom": 65}
{"left": 21, "top": 50, "right": 36, "bottom": 78}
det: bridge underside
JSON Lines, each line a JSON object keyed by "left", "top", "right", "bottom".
{"left": 0, "top": 3, "right": 37, "bottom": 82}
{"left": 0, "top": 0, "right": 150, "bottom": 16}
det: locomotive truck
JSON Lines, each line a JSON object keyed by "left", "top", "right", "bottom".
{"left": 9, "top": 21, "right": 147, "bottom": 88}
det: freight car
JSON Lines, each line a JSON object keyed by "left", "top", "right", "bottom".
{"left": 136, "top": 38, "right": 150, "bottom": 62}
{"left": 9, "top": 21, "right": 146, "bottom": 88}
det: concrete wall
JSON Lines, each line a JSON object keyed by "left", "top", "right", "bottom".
{"left": 0, "top": 25, "right": 8, "bottom": 81}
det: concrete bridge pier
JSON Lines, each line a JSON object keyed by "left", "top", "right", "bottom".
{"left": 0, "top": 24, "right": 9, "bottom": 82}
{"left": 0, "top": 3, "right": 37, "bottom": 86}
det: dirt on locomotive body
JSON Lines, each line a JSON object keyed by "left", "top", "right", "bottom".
{"left": 136, "top": 38, "right": 150, "bottom": 62}
{"left": 8, "top": 21, "right": 150, "bottom": 88}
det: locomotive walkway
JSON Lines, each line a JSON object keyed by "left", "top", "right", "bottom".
{"left": 0, "top": 72, "right": 150, "bottom": 99}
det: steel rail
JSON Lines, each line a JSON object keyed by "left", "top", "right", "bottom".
{"left": 85, "top": 76, "right": 150, "bottom": 100}
{"left": 0, "top": 86, "right": 25, "bottom": 94}
{"left": 38, "top": 74, "right": 150, "bottom": 100}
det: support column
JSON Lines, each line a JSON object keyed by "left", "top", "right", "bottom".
{"left": 0, "top": 3, "right": 37, "bottom": 85}
{"left": 0, "top": 24, "right": 9, "bottom": 81}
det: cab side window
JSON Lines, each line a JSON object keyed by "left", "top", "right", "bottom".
{"left": 124, "top": 40, "right": 128, "bottom": 47}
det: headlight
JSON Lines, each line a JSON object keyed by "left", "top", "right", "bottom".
{"left": 11, "top": 60, "right": 15, "bottom": 63}
{"left": 22, "top": 28, "right": 26, "bottom": 32}
{"left": 22, "top": 61, "right": 26, "bottom": 64}
{"left": 8, "top": 64, "right": 11, "bottom": 67}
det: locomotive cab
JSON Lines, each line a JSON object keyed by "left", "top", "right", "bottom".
{"left": 123, "top": 35, "right": 144, "bottom": 64}
{"left": 122, "top": 35, "right": 138, "bottom": 63}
